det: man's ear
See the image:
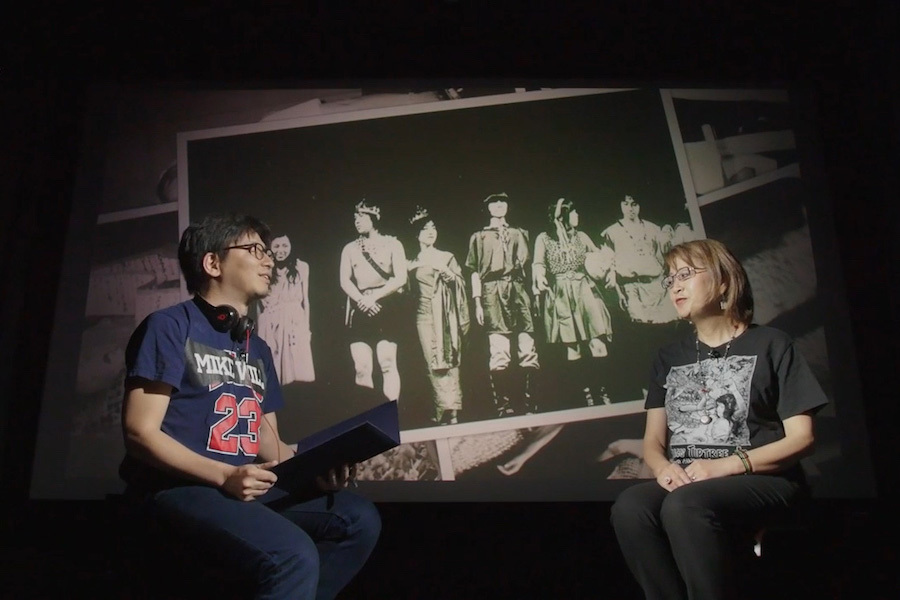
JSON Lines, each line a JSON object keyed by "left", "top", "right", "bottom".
{"left": 202, "top": 252, "right": 222, "bottom": 278}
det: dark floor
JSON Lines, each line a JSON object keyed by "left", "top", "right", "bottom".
{"left": 2, "top": 497, "right": 896, "bottom": 599}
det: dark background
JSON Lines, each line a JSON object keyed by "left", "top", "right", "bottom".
{"left": 3, "top": 1, "right": 898, "bottom": 598}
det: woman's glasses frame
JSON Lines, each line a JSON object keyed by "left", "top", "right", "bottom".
{"left": 662, "top": 266, "right": 707, "bottom": 290}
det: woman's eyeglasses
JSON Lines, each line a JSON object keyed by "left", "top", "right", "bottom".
{"left": 662, "top": 266, "right": 706, "bottom": 290}
{"left": 224, "top": 242, "right": 275, "bottom": 261}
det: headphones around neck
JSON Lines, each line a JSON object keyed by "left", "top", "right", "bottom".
{"left": 193, "top": 296, "right": 255, "bottom": 342}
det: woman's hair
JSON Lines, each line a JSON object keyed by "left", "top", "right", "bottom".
{"left": 270, "top": 234, "right": 299, "bottom": 285}
{"left": 716, "top": 393, "right": 737, "bottom": 418}
{"left": 178, "top": 212, "right": 272, "bottom": 295}
{"left": 664, "top": 239, "right": 754, "bottom": 325}
{"left": 546, "top": 198, "right": 575, "bottom": 239}
{"left": 715, "top": 393, "right": 741, "bottom": 437}
{"left": 405, "top": 206, "right": 436, "bottom": 257}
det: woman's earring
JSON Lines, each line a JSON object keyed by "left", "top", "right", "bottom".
{"left": 719, "top": 296, "right": 727, "bottom": 311}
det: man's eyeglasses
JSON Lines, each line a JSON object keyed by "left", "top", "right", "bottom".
{"left": 662, "top": 266, "right": 706, "bottom": 290}
{"left": 224, "top": 242, "right": 274, "bottom": 261}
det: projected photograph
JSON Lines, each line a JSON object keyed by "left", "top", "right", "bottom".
{"left": 30, "top": 84, "right": 872, "bottom": 503}
{"left": 180, "top": 88, "right": 700, "bottom": 449}
{"left": 663, "top": 88, "right": 800, "bottom": 207}
{"left": 446, "top": 412, "right": 650, "bottom": 481}
{"left": 68, "top": 211, "right": 181, "bottom": 478}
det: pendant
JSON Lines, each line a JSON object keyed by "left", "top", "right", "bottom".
{"left": 700, "top": 415, "right": 712, "bottom": 424}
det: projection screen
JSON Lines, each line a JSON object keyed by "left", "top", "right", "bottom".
{"left": 29, "top": 85, "right": 875, "bottom": 501}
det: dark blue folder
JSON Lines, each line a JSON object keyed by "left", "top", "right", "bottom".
{"left": 262, "top": 400, "right": 400, "bottom": 502}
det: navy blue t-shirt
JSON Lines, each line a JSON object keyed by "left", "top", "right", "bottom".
{"left": 120, "top": 299, "right": 284, "bottom": 491}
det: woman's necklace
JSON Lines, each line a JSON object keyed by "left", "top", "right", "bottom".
{"left": 694, "top": 326, "right": 738, "bottom": 424}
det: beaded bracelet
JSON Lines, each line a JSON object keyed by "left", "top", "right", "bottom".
{"left": 735, "top": 447, "right": 752, "bottom": 474}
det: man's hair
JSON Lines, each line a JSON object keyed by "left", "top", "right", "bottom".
{"left": 664, "top": 239, "right": 754, "bottom": 326}
{"left": 178, "top": 212, "right": 272, "bottom": 295}
{"left": 482, "top": 192, "right": 510, "bottom": 214}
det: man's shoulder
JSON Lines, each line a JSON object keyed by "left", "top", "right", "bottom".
{"left": 126, "top": 301, "right": 194, "bottom": 364}
{"left": 601, "top": 221, "right": 622, "bottom": 236}
{"left": 143, "top": 300, "right": 192, "bottom": 327}
{"left": 641, "top": 219, "right": 663, "bottom": 232}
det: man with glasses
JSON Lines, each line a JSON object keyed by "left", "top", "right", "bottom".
{"left": 119, "top": 212, "right": 381, "bottom": 600}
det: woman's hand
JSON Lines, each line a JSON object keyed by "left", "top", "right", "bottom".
{"left": 655, "top": 462, "right": 692, "bottom": 491}
{"left": 682, "top": 458, "right": 732, "bottom": 482}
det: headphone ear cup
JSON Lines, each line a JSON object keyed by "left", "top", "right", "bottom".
{"left": 231, "top": 316, "right": 255, "bottom": 342}
{"left": 212, "top": 305, "right": 240, "bottom": 334}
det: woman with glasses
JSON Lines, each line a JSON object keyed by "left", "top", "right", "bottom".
{"left": 257, "top": 233, "right": 315, "bottom": 386}
{"left": 610, "top": 239, "right": 827, "bottom": 600}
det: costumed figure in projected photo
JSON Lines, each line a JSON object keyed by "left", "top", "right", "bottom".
{"left": 257, "top": 233, "right": 315, "bottom": 385}
{"left": 340, "top": 199, "right": 408, "bottom": 402}
{"left": 119, "top": 213, "right": 380, "bottom": 600}
{"left": 610, "top": 239, "right": 827, "bottom": 600}
{"left": 465, "top": 192, "right": 540, "bottom": 417}
{"left": 532, "top": 198, "right": 614, "bottom": 408}
{"left": 601, "top": 194, "right": 690, "bottom": 349}
{"left": 406, "top": 206, "right": 470, "bottom": 425}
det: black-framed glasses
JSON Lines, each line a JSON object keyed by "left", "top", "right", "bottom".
{"left": 662, "top": 266, "right": 706, "bottom": 290}
{"left": 224, "top": 242, "right": 274, "bottom": 261}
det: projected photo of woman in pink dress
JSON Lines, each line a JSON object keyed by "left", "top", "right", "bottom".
{"left": 257, "top": 233, "right": 315, "bottom": 385}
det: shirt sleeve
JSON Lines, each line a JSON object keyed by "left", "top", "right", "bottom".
{"left": 775, "top": 340, "right": 829, "bottom": 420}
{"left": 125, "top": 311, "right": 187, "bottom": 391}
{"left": 465, "top": 233, "right": 481, "bottom": 273}
{"left": 644, "top": 350, "right": 668, "bottom": 410}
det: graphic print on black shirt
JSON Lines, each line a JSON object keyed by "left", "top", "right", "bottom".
{"left": 664, "top": 354, "right": 755, "bottom": 465}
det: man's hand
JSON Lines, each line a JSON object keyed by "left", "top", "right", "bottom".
{"left": 222, "top": 460, "right": 279, "bottom": 502}
{"left": 357, "top": 294, "right": 380, "bottom": 314}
